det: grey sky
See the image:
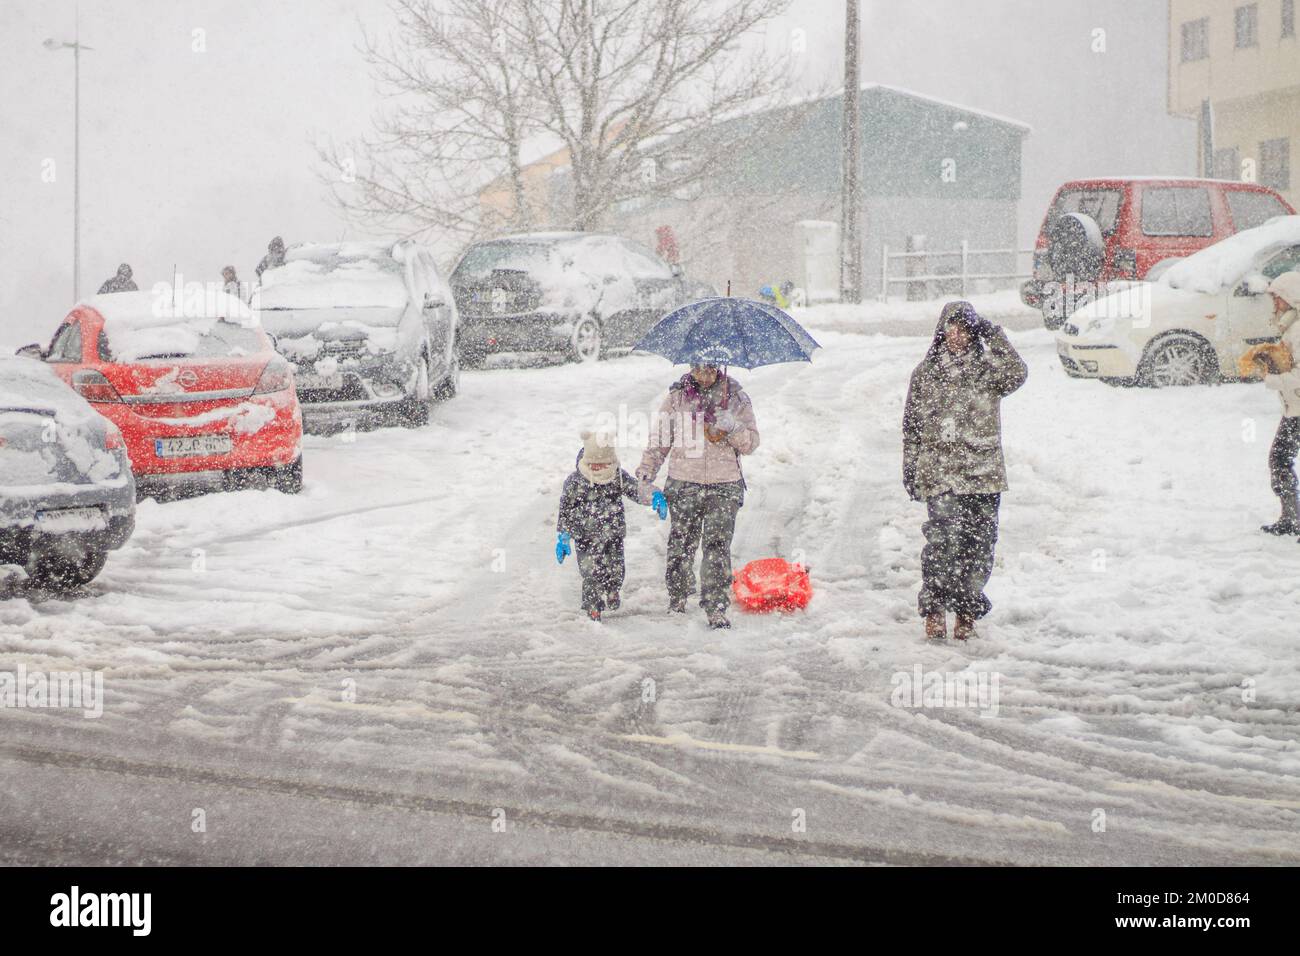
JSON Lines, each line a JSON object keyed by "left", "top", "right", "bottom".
{"left": 0, "top": 0, "right": 1192, "bottom": 344}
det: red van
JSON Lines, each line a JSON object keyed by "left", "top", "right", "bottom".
{"left": 1022, "top": 177, "right": 1294, "bottom": 328}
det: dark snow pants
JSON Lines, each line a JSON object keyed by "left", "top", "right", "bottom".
{"left": 1268, "top": 416, "right": 1300, "bottom": 501}
{"left": 576, "top": 534, "right": 626, "bottom": 612}
{"left": 665, "top": 478, "right": 744, "bottom": 613}
{"left": 918, "top": 492, "right": 1000, "bottom": 620}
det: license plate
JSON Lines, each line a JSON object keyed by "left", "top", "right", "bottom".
{"left": 296, "top": 372, "right": 345, "bottom": 390}
{"left": 154, "top": 435, "right": 233, "bottom": 459}
{"left": 35, "top": 507, "right": 107, "bottom": 533}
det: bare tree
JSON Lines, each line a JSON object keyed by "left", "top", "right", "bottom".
{"left": 319, "top": 0, "right": 541, "bottom": 242}
{"left": 322, "top": 0, "right": 792, "bottom": 244}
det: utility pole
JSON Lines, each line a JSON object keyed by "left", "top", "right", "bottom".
{"left": 839, "top": 0, "right": 862, "bottom": 303}
{"left": 45, "top": 5, "right": 92, "bottom": 301}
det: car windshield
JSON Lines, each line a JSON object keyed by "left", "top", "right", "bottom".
{"left": 453, "top": 242, "right": 559, "bottom": 280}
{"left": 1049, "top": 187, "right": 1123, "bottom": 234}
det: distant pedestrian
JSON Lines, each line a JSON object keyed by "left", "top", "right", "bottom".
{"left": 255, "top": 236, "right": 286, "bottom": 279}
{"left": 221, "top": 265, "right": 240, "bottom": 298}
{"left": 903, "top": 301, "right": 1028, "bottom": 641}
{"left": 1252, "top": 272, "right": 1300, "bottom": 537}
{"left": 97, "top": 263, "right": 137, "bottom": 295}
{"left": 637, "top": 356, "right": 760, "bottom": 629}
{"left": 556, "top": 431, "right": 666, "bottom": 622}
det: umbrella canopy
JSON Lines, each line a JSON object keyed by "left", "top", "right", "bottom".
{"left": 634, "top": 297, "right": 820, "bottom": 369}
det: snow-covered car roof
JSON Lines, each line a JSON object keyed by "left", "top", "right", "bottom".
{"left": 0, "top": 355, "right": 99, "bottom": 423}
{"left": 79, "top": 289, "right": 255, "bottom": 324}
{"left": 1162, "top": 215, "right": 1300, "bottom": 294}
{"left": 77, "top": 290, "right": 262, "bottom": 362}
{"left": 258, "top": 242, "right": 410, "bottom": 310}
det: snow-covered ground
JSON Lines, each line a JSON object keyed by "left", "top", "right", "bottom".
{"left": 3, "top": 303, "right": 1299, "bottom": 865}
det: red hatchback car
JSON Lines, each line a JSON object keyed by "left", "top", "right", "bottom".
{"left": 22, "top": 291, "right": 304, "bottom": 496}
{"left": 1022, "top": 177, "right": 1295, "bottom": 327}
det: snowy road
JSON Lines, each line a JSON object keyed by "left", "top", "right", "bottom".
{"left": 3, "top": 314, "right": 1300, "bottom": 865}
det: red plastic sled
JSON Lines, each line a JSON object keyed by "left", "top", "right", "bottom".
{"left": 732, "top": 558, "right": 812, "bottom": 613}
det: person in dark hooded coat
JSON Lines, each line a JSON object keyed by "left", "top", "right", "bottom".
{"left": 255, "top": 236, "right": 286, "bottom": 279}
{"left": 556, "top": 431, "right": 665, "bottom": 621}
{"left": 97, "top": 263, "right": 138, "bottom": 294}
{"left": 902, "top": 301, "right": 1028, "bottom": 641}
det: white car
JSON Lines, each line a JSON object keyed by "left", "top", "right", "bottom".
{"left": 1055, "top": 216, "right": 1300, "bottom": 387}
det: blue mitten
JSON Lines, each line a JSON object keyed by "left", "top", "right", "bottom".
{"left": 555, "top": 531, "right": 572, "bottom": 564}
{"left": 651, "top": 491, "right": 668, "bottom": 520}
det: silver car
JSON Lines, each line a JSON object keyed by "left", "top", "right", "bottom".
{"left": 256, "top": 241, "right": 460, "bottom": 429}
{"left": 0, "top": 355, "right": 135, "bottom": 592}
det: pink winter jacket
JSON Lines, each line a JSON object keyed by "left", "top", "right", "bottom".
{"left": 636, "top": 376, "right": 760, "bottom": 485}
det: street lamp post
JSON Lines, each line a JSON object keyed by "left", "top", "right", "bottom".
{"left": 45, "top": 14, "right": 93, "bottom": 302}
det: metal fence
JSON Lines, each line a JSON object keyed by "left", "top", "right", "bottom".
{"left": 878, "top": 241, "right": 1035, "bottom": 302}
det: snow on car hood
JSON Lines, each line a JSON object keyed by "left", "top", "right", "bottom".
{"left": 1069, "top": 281, "right": 1209, "bottom": 340}
{"left": 1162, "top": 215, "right": 1300, "bottom": 294}
{"left": 258, "top": 311, "right": 404, "bottom": 362}
{"left": 0, "top": 356, "right": 122, "bottom": 490}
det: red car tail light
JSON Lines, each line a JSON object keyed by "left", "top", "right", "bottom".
{"left": 254, "top": 358, "right": 293, "bottom": 395}
{"left": 71, "top": 369, "right": 123, "bottom": 403}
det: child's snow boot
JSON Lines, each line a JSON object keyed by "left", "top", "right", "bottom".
{"left": 587, "top": 608, "right": 602, "bottom": 622}
{"left": 668, "top": 597, "right": 687, "bottom": 614}
{"left": 925, "top": 612, "right": 946, "bottom": 641}
{"left": 954, "top": 614, "right": 976, "bottom": 641}
{"left": 707, "top": 608, "right": 731, "bottom": 629}
{"left": 606, "top": 591, "right": 621, "bottom": 611}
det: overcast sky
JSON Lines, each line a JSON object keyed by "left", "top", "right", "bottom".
{"left": 0, "top": 0, "right": 1193, "bottom": 344}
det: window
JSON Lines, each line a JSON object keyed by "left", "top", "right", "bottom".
{"left": 1181, "top": 18, "right": 1209, "bottom": 60}
{"left": 46, "top": 322, "right": 82, "bottom": 363}
{"left": 1213, "top": 147, "right": 1240, "bottom": 180}
{"left": 1260, "top": 138, "right": 1292, "bottom": 191}
{"left": 614, "top": 240, "right": 672, "bottom": 280}
{"left": 1050, "top": 188, "right": 1123, "bottom": 234}
{"left": 1235, "top": 4, "right": 1258, "bottom": 47}
{"left": 1227, "top": 189, "right": 1290, "bottom": 229}
{"left": 1260, "top": 245, "right": 1300, "bottom": 279}
{"left": 1284, "top": 0, "right": 1296, "bottom": 38}
{"left": 1141, "top": 186, "right": 1213, "bottom": 237}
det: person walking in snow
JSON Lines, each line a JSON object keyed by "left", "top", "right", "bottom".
{"left": 556, "top": 431, "right": 666, "bottom": 622}
{"left": 636, "top": 356, "right": 760, "bottom": 629}
{"left": 97, "top": 263, "right": 137, "bottom": 294}
{"left": 1251, "top": 272, "right": 1300, "bottom": 537}
{"left": 255, "top": 236, "right": 286, "bottom": 279}
{"left": 903, "top": 301, "right": 1028, "bottom": 641}
{"left": 221, "top": 265, "right": 241, "bottom": 298}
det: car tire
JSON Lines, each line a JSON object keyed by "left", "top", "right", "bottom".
{"left": 1100, "top": 376, "right": 1139, "bottom": 388}
{"left": 433, "top": 345, "right": 460, "bottom": 401}
{"left": 26, "top": 545, "right": 109, "bottom": 593}
{"left": 1137, "top": 333, "right": 1220, "bottom": 388}
{"left": 271, "top": 457, "right": 303, "bottom": 494}
{"left": 570, "top": 315, "right": 603, "bottom": 364}
{"left": 1046, "top": 212, "right": 1105, "bottom": 285}
{"left": 401, "top": 351, "right": 434, "bottom": 426}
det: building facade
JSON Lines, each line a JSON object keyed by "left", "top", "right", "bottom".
{"left": 1168, "top": 0, "right": 1298, "bottom": 203}
{"left": 477, "top": 85, "right": 1029, "bottom": 302}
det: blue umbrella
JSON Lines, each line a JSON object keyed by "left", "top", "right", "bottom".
{"left": 634, "top": 297, "right": 820, "bottom": 369}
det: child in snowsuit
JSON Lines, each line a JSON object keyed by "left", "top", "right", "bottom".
{"left": 556, "top": 432, "right": 666, "bottom": 621}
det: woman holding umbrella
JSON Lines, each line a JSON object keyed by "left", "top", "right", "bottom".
{"left": 903, "top": 301, "right": 1028, "bottom": 642}
{"left": 636, "top": 349, "right": 759, "bottom": 629}
{"left": 634, "top": 296, "right": 819, "bottom": 629}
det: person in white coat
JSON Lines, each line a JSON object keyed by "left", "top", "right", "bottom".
{"left": 1256, "top": 272, "right": 1300, "bottom": 536}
